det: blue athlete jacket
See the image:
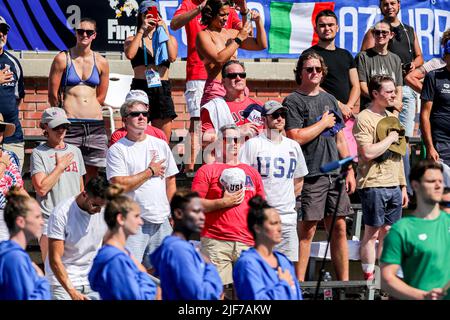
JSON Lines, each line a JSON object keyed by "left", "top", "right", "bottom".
{"left": 88, "top": 244, "right": 157, "bottom": 300}
{"left": 150, "top": 236, "right": 223, "bottom": 300}
{"left": 0, "top": 240, "right": 50, "bottom": 300}
{"left": 233, "top": 248, "right": 303, "bottom": 300}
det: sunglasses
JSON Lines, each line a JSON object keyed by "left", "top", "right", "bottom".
{"left": 223, "top": 136, "right": 240, "bottom": 143}
{"left": 373, "top": 29, "right": 390, "bottom": 37}
{"left": 76, "top": 29, "right": 95, "bottom": 37}
{"left": 440, "top": 201, "right": 450, "bottom": 208}
{"left": 303, "top": 66, "right": 323, "bottom": 73}
{"left": 225, "top": 72, "right": 247, "bottom": 79}
{"left": 0, "top": 124, "right": 5, "bottom": 133}
{"left": 127, "top": 111, "right": 149, "bottom": 118}
{"left": 51, "top": 124, "right": 70, "bottom": 131}
{"left": 270, "top": 111, "right": 287, "bottom": 119}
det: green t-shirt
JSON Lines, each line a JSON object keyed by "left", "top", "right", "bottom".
{"left": 381, "top": 211, "right": 450, "bottom": 299}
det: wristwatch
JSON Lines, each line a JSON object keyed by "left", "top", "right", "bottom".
{"left": 234, "top": 37, "right": 243, "bottom": 46}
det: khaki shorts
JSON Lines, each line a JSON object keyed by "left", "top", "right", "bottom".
{"left": 200, "top": 237, "right": 250, "bottom": 285}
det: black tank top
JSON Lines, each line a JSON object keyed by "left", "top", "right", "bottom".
{"left": 388, "top": 23, "right": 416, "bottom": 65}
{"left": 130, "top": 46, "right": 171, "bottom": 69}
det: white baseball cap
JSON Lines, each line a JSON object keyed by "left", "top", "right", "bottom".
{"left": 220, "top": 168, "right": 246, "bottom": 193}
{"left": 125, "top": 90, "right": 149, "bottom": 105}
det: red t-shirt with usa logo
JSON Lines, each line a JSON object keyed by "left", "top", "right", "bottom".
{"left": 192, "top": 162, "right": 265, "bottom": 245}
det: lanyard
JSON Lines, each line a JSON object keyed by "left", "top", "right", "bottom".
{"left": 142, "top": 37, "right": 149, "bottom": 67}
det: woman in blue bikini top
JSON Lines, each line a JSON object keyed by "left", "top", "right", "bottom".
{"left": 48, "top": 18, "right": 109, "bottom": 120}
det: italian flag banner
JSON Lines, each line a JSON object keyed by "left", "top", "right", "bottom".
{"left": 269, "top": 1, "right": 335, "bottom": 54}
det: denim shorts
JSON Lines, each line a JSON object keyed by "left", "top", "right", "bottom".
{"left": 358, "top": 186, "right": 402, "bottom": 227}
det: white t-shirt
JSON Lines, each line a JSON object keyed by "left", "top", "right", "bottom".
{"left": 239, "top": 133, "right": 308, "bottom": 223}
{"left": 422, "top": 57, "right": 446, "bottom": 73}
{"left": 45, "top": 197, "right": 107, "bottom": 286}
{"left": 106, "top": 135, "right": 179, "bottom": 223}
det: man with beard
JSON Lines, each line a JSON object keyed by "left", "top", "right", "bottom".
{"left": 303, "top": 10, "right": 360, "bottom": 122}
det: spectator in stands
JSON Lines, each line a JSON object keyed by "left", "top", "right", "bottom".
{"left": 192, "top": 124, "right": 264, "bottom": 299}
{"left": 46, "top": 176, "right": 109, "bottom": 300}
{"left": 303, "top": 9, "right": 360, "bottom": 157}
{"left": 0, "top": 187, "right": 50, "bottom": 300}
{"left": 233, "top": 195, "right": 303, "bottom": 300}
{"left": 420, "top": 39, "right": 450, "bottom": 167}
{"left": 357, "top": 20, "right": 403, "bottom": 112}
{"left": 362, "top": 0, "right": 423, "bottom": 140}
{"left": 124, "top": 0, "right": 178, "bottom": 140}
{"left": 440, "top": 187, "right": 450, "bottom": 214}
{"left": 201, "top": 60, "right": 263, "bottom": 160}
{"left": 381, "top": 160, "right": 450, "bottom": 300}
{"left": 31, "top": 108, "right": 86, "bottom": 263}
{"left": 353, "top": 75, "right": 408, "bottom": 280}
{"left": 150, "top": 191, "right": 223, "bottom": 300}
{"left": 0, "top": 114, "right": 26, "bottom": 242}
{"left": 284, "top": 52, "right": 356, "bottom": 282}
{"left": 304, "top": 10, "right": 360, "bottom": 120}
{"left": 89, "top": 185, "right": 158, "bottom": 300}
{"left": 196, "top": 0, "right": 267, "bottom": 105}
{"left": 48, "top": 17, "right": 109, "bottom": 183}
{"left": 171, "top": 0, "right": 242, "bottom": 174}
{"left": 405, "top": 29, "right": 449, "bottom": 93}
{"left": 239, "top": 100, "right": 308, "bottom": 263}
{"left": 0, "top": 16, "right": 26, "bottom": 172}
{"left": 109, "top": 90, "right": 168, "bottom": 146}
{"left": 106, "top": 97, "right": 178, "bottom": 272}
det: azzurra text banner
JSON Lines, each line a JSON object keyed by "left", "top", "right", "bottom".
{"left": 1, "top": 0, "right": 449, "bottom": 61}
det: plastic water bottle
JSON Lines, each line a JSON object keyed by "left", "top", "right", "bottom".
{"left": 323, "top": 272, "right": 333, "bottom": 300}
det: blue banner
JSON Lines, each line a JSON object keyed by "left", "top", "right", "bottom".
{"left": 1, "top": 0, "right": 449, "bottom": 61}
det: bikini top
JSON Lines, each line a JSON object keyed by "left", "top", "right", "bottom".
{"left": 61, "top": 51, "right": 101, "bottom": 88}
{"left": 130, "top": 46, "right": 170, "bottom": 69}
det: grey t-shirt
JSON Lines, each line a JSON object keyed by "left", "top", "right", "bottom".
{"left": 30, "top": 143, "right": 86, "bottom": 218}
{"left": 356, "top": 48, "right": 403, "bottom": 108}
{"left": 283, "top": 90, "right": 343, "bottom": 177}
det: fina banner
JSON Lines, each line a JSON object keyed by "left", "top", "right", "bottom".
{"left": 1, "top": 0, "right": 449, "bottom": 61}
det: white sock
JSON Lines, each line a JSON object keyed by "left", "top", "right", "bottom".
{"left": 362, "top": 263, "right": 375, "bottom": 273}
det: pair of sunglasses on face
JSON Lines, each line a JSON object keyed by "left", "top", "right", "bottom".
{"left": 373, "top": 29, "right": 390, "bottom": 37}
{"left": 270, "top": 111, "right": 287, "bottom": 119}
{"left": 127, "top": 111, "right": 149, "bottom": 118}
{"left": 76, "top": 29, "right": 95, "bottom": 37}
{"left": 303, "top": 66, "right": 323, "bottom": 74}
{"left": 225, "top": 72, "right": 247, "bottom": 79}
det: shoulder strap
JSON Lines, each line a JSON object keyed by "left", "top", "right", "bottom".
{"left": 58, "top": 50, "right": 69, "bottom": 107}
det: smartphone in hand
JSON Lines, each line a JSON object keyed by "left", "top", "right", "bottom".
{"left": 146, "top": 6, "right": 158, "bottom": 21}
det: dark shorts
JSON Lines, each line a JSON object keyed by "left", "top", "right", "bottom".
{"left": 130, "top": 79, "right": 177, "bottom": 121}
{"left": 358, "top": 186, "right": 402, "bottom": 228}
{"left": 434, "top": 141, "right": 450, "bottom": 168}
{"left": 299, "top": 175, "right": 352, "bottom": 221}
{"left": 64, "top": 119, "right": 107, "bottom": 167}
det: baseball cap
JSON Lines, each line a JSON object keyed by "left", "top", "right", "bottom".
{"left": 139, "top": 0, "right": 158, "bottom": 13}
{"left": 444, "top": 40, "right": 450, "bottom": 55}
{"left": 0, "top": 16, "right": 11, "bottom": 32}
{"left": 125, "top": 90, "right": 149, "bottom": 105}
{"left": 0, "top": 113, "right": 16, "bottom": 137}
{"left": 220, "top": 168, "right": 246, "bottom": 193}
{"left": 41, "top": 107, "right": 71, "bottom": 129}
{"left": 262, "top": 100, "right": 287, "bottom": 116}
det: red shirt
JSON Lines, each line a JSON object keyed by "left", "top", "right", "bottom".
{"left": 201, "top": 97, "right": 262, "bottom": 133}
{"left": 192, "top": 162, "right": 265, "bottom": 245}
{"left": 173, "top": 0, "right": 241, "bottom": 81}
{"left": 109, "top": 125, "right": 168, "bottom": 146}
